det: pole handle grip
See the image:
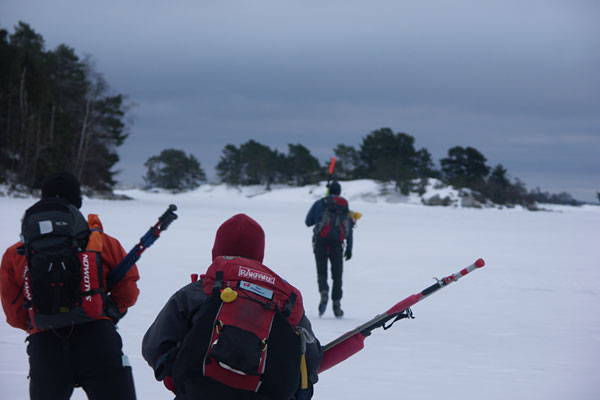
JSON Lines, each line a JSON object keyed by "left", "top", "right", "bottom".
{"left": 158, "top": 204, "right": 178, "bottom": 231}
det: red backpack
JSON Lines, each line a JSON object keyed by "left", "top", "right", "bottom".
{"left": 173, "top": 256, "right": 306, "bottom": 399}
{"left": 314, "top": 196, "right": 351, "bottom": 242}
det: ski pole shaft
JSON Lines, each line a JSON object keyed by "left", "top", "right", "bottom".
{"left": 319, "top": 258, "right": 485, "bottom": 372}
{"left": 325, "top": 156, "right": 336, "bottom": 196}
{"left": 384, "top": 257, "right": 485, "bottom": 317}
{"left": 107, "top": 204, "right": 178, "bottom": 291}
{"left": 328, "top": 156, "right": 336, "bottom": 176}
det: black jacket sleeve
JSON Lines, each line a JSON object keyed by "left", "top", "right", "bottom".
{"left": 142, "top": 282, "right": 208, "bottom": 380}
{"left": 297, "top": 313, "right": 323, "bottom": 385}
{"left": 345, "top": 219, "right": 354, "bottom": 253}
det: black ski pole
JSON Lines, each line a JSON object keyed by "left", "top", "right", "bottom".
{"left": 107, "top": 204, "right": 178, "bottom": 291}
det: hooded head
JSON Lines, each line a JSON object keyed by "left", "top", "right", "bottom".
{"left": 329, "top": 180, "right": 341, "bottom": 196}
{"left": 41, "top": 172, "right": 83, "bottom": 209}
{"left": 211, "top": 214, "right": 265, "bottom": 262}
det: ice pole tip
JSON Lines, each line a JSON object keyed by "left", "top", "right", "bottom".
{"left": 475, "top": 258, "right": 485, "bottom": 268}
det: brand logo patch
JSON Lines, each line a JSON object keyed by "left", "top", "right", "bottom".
{"left": 237, "top": 266, "right": 276, "bottom": 285}
{"left": 82, "top": 254, "right": 92, "bottom": 301}
{"left": 39, "top": 220, "right": 53, "bottom": 234}
{"left": 23, "top": 266, "right": 32, "bottom": 301}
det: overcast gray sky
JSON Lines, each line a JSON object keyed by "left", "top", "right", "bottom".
{"left": 2, "top": 0, "right": 599, "bottom": 201}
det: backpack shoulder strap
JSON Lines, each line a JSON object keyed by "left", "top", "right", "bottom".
{"left": 86, "top": 214, "right": 103, "bottom": 252}
{"left": 282, "top": 292, "right": 297, "bottom": 318}
{"left": 322, "top": 196, "right": 335, "bottom": 207}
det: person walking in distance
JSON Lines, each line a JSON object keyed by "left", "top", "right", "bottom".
{"left": 0, "top": 172, "right": 140, "bottom": 400}
{"left": 305, "top": 181, "right": 354, "bottom": 318}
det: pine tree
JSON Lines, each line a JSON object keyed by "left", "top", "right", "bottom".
{"left": 0, "top": 22, "right": 131, "bottom": 190}
{"left": 333, "top": 144, "right": 360, "bottom": 180}
{"left": 283, "top": 143, "right": 321, "bottom": 186}
{"left": 144, "top": 149, "right": 205, "bottom": 191}
{"left": 216, "top": 144, "right": 243, "bottom": 185}
{"left": 358, "top": 128, "right": 420, "bottom": 194}
{"left": 440, "top": 146, "right": 491, "bottom": 189}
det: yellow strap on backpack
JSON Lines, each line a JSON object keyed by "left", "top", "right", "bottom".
{"left": 300, "top": 353, "right": 308, "bottom": 389}
{"left": 296, "top": 330, "right": 309, "bottom": 390}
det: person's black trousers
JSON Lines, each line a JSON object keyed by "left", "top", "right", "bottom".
{"left": 27, "top": 319, "right": 136, "bottom": 400}
{"left": 314, "top": 238, "right": 344, "bottom": 301}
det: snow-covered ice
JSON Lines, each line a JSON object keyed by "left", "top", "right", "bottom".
{"left": 1, "top": 181, "right": 598, "bottom": 399}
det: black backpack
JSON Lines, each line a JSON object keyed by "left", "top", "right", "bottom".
{"left": 19, "top": 197, "right": 103, "bottom": 330}
{"left": 314, "top": 196, "right": 351, "bottom": 242}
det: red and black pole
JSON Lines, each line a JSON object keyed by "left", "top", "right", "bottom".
{"left": 319, "top": 258, "right": 486, "bottom": 373}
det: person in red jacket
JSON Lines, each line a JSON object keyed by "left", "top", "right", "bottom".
{"left": 0, "top": 172, "right": 140, "bottom": 400}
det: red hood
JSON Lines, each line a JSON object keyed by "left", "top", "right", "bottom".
{"left": 211, "top": 214, "right": 265, "bottom": 263}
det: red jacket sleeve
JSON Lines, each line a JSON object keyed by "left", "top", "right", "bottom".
{"left": 0, "top": 243, "right": 30, "bottom": 332}
{"left": 101, "top": 233, "right": 140, "bottom": 313}
{"left": 2, "top": 216, "right": 141, "bottom": 333}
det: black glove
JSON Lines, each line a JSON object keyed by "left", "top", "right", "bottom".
{"left": 344, "top": 248, "right": 352, "bottom": 261}
{"left": 105, "top": 296, "right": 127, "bottom": 324}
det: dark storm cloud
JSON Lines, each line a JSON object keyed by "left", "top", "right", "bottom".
{"left": 2, "top": 0, "right": 599, "bottom": 200}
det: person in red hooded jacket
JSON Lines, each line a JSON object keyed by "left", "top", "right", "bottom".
{"left": 142, "top": 213, "right": 322, "bottom": 400}
{"left": 0, "top": 172, "right": 140, "bottom": 400}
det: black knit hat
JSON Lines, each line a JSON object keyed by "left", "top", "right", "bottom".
{"left": 41, "top": 172, "right": 83, "bottom": 209}
{"left": 329, "top": 180, "right": 341, "bottom": 195}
